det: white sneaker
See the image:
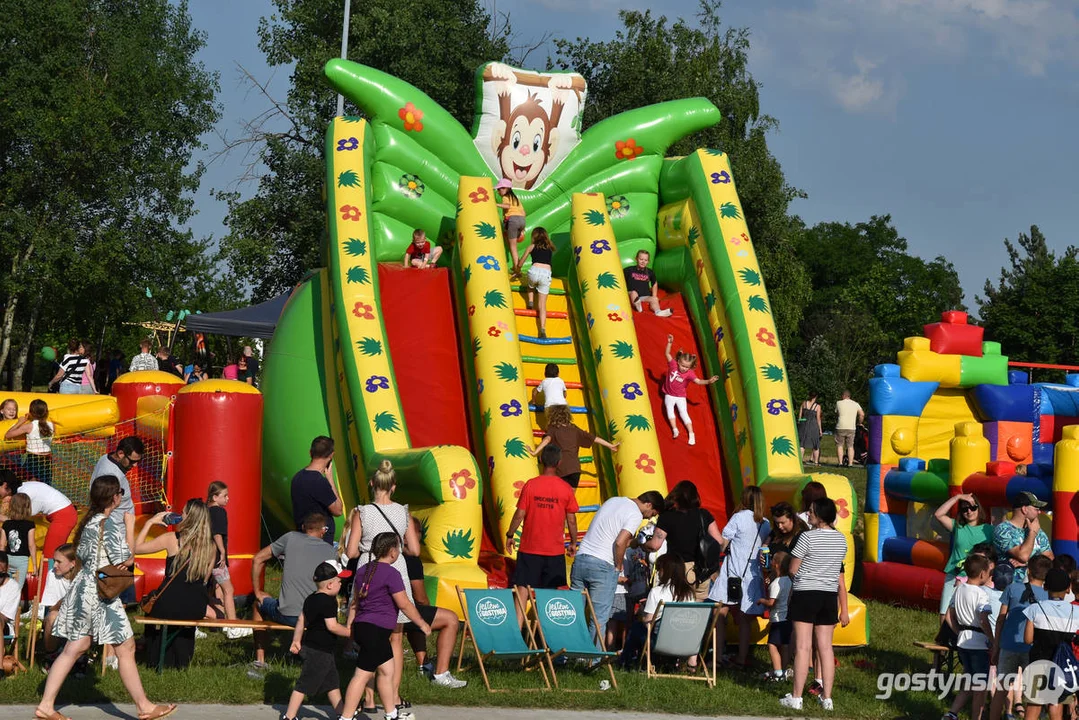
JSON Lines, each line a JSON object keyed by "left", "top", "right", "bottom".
{"left": 224, "top": 627, "right": 254, "bottom": 639}
{"left": 821, "top": 698, "right": 834, "bottom": 711}
{"left": 672, "top": 428, "right": 680, "bottom": 439}
{"left": 105, "top": 656, "right": 118, "bottom": 670}
{"left": 655, "top": 308, "right": 673, "bottom": 317}
{"left": 431, "top": 670, "right": 467, "bottom": 689}
{"left": 195, "top": 629, "right": 208, "bottom": 639}
{"left": 688, "top": 434, "right": 696, "bottom": 446}
{"left": 779, "top": 694, "right": 803, "bottom": 710}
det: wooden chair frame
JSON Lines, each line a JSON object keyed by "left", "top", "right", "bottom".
{"left": 644, "top": 601, "right": 720, "bottom": 687}
{"left": 455, "top": 586, "right": 551, "bottom": 693}
{"left": 529, "top": 587, "right": 618, "bottom": 691}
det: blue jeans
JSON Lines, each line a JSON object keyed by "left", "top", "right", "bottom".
{"left": 258, "top": 597, "right": 299, "bottom": 627}
{"left": 7, "top": 555, "right": 29, "bottom": 594}
{"left": 570, "top": 553, "right": 618, "bottom": 648}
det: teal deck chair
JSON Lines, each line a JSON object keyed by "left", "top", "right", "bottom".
{"left": 456, "top": 587, "right": 551, "bottom": 692}
{"left": 531, "top": 588, "right": 618, "bottom": 690}
{"left": 645, "top": 602, "right": 720, "bottom": 687}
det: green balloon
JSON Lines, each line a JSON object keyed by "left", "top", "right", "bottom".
{"left": 41, "top": 346, "right": 56, "bottom": 362}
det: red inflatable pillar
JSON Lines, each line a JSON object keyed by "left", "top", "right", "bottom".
{"left": 112, "top": 370, "right": 185, "bottom": 424}
{"left": 173, "top": 380, "right": 263, "bottom": 595}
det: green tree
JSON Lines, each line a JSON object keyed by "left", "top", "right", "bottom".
{"left": 979, "top": 226, "right": 1079, "bottom": 365}
{"left": 217, "top": 0, "right": 509, "bottom": 300}
{"left": 791, "top": 215, "right": 964, "bottom": 402}
{"left": 0, "top": 0, "right": 220, "bottom": 388}
{"left": 552, "top": 0, "right": 810, "bottom": 343}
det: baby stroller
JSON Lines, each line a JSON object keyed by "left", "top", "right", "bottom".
{"left": 853, "top": 424, "right": 869, "bottom": 466}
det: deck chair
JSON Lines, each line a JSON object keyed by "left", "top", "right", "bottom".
{"left": 456, "top": 587, "right": 551, "bottom": 692}
{"left": 644, "top": 602, "right": 720, "bottom": 687}
{"left": 530, "top": 587, "right": 618, "bottom": 690}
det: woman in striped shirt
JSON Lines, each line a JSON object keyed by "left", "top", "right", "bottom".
{"left": 780, "top": 497, "right": 850, "bottom": 712}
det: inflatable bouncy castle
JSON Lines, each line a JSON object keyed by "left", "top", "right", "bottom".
{"left": 1, "top": 373, "right": 262, "bottom": 599}
{"left": 260, "top": 60, "right": 867, "bottom": 643}
{"left": 862, "top": 311, "right": 1079, "bottom": 609}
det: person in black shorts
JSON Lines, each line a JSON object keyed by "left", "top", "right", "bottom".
{"left": 504, "top": 446, "right": 578, "bottom": 625}
{"left": 283, "top": 561, "right": 353, "bottom": 720}
{"left": 402, "top": 522, "right": 467, "bottom": 689}
{"left": 623, "top": 249, "right": 672, "bottom": 317}
{"left": 781, "top": 497, "right": 850, "bottom": 713}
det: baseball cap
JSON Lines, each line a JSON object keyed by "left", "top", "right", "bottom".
{"left": 1045, "top": 568, "right": 1071, "bottom": 593}
{"left": 313, "top": 560, "right": 352, "bottom": 583}
{"left": 1012, "top": 491, "right": 1047, "bottom": 509}
{"left": 495, "top": 178, "right": 513, "bottom": 190}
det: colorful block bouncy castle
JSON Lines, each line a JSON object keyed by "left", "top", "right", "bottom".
{"left": 862, "top": 310, "right": 1079, "bottom": 609}
{"left": 259, "top": 60, "right": 868, "bottom": 644}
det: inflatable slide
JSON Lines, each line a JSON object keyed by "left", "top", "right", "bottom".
{"left": 260, "top": 60, "right": 866, "bottom": 642}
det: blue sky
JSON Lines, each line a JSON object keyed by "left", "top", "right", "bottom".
{"left": 186, "top": 0, "right": 1079, "bottom": 309}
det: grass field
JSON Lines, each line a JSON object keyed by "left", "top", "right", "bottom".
{"left": 2, "top": 465, "right": 952, "bottom": 718}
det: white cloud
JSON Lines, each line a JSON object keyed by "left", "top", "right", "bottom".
{"left": 754, "top": 0, "right": 1079, "bottom": 113}
{"left": 830, "top": 57, "right": 886, "bottom": 112}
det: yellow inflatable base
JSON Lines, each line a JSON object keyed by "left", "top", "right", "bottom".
{"left": 427, "top": 563, "right": 491, "bottom": 619}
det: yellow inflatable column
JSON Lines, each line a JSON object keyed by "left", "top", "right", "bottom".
{"left": 456, "top": 177, "right": 535, "bottom": 553}
{"left": 951, "top": 422, "right": 990, "bottom": 493}
{"left": 569, "top": 193, "right": 666, "bottom": 498}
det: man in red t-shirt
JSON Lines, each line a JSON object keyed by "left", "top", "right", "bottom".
{"left": 505, "top": 445, "right": 579, "bottom": 623}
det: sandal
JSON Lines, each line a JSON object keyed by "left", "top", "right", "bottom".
{"left": 35, "top": 712, "right": 73, "bottom": 720}
{"left": 138, "top": 704, "right": 178, "bottom": 720}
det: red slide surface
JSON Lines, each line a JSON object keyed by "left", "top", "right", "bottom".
{"left": 634, "top": 292, "right": 731, "bottom": 523}
{"left": 379, "top": 264, "right": 471, "bottom": 449}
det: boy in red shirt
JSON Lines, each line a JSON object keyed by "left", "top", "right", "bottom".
{"left": 505, "top": 445, "right": 579, "bottom": 624}
{"left": 402, "top": 228, "right": 443, "bottom": 268}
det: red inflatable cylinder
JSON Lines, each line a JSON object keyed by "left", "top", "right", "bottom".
{"left": 112, "top": 370, "right": 184, "bottom": 425}
{"left": 172, "top": 380, "right": 262, "bottom": 595}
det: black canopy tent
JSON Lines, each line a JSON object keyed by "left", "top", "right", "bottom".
{"left": 183, "top": 292, "right": 289, "bottom": 339}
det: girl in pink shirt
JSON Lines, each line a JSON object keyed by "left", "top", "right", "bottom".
{"left": 662, "top": 334, "right": 719, "bottom": 446}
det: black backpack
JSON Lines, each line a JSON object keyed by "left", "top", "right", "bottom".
{"left": 694, "top": 509, "right": 722, "bottom": 585}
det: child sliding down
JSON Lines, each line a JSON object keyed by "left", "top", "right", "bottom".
{"left": 662, "top": 334, "right": 719, "bottom": 446}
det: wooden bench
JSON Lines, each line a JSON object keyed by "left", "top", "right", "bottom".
{"left": 913, "top": 640, "right": 956, "bottom": 674}
{"left": 135, "top": 617, "right": 292, "bottom": 672}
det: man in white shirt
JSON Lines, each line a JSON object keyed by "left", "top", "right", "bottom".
{"left": 834, "top": 391, "right": 864, "bottom": 467}
{"left": 570, "top": 491, "right": 664, "bottom": 646}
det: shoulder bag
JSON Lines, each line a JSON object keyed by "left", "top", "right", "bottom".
{"left": 693, "top": 510, "right": 722, "bottom": 586}
{"left": 95, "top": 518, "right": 134, "bottom": 601}
{"left": 726, "top": 519, "right": 764, "bottom": 604}
{"left": 139, "top": 553, "right": 192, "bottom": 615}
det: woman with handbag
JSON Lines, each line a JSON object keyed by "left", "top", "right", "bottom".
{"left": 645, "top": 480, "right": 722, "bottom": 601}
{"left": 134, "top": 499, "right": 219, "bottom": 669}
{"left": 708, "top": 485, "right": 771, "bottom": 670}
{"left": 35, "top": 475, "right": 177, "bottom": 720}
{"left": 343, "top": 460, "right": 421, "bottom": 715}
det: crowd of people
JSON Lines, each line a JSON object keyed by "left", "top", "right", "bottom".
{"left": 43, "top": 337, "right": 262, "bottom": 396}
{"left": 3, "top": 366, "right": 1068, "bottom": 720}
{"left": 931, "top": 487, "right": 1079, "bottom": 720}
